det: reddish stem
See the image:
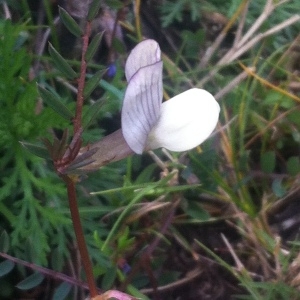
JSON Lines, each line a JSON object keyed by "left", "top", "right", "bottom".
{"left": 53, "top": 15, "right": 96, "bottom": 299}
{"left": 0, "top": 252, "right": 102, "bottom": 292}
{"left": 63, "top": 175, "right": 98, "bottom": 298}
{"left": 74, "top": 21, "right": 92, "bottom": 133}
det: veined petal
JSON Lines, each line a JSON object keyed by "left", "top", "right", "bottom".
{"left": 146, "top": 88, "right": 220, "bottom": 152}
{"left": 121, "top": 61, "right": 163, "bottom": 154}
{"left": 125, "top": 39, "right": 161, "bottom": 82}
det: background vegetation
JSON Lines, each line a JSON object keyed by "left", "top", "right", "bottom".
{"left": 0, "top": 0, "right": 300, "bottom": 299}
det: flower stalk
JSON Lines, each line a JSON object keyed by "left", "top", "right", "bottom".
{"left": 63, "top": 175, "right": 98, "bottom": 297}
{"left": 74, "top": 19, "right": 92, "bottom": 133}
{"left": 58, "top": 16, "right": 97, "bottom": 298}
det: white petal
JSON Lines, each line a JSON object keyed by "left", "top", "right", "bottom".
{"left": 146, "top": 88, "right": 220, "bottom": 152}
{"left": 125, "top": 39, "right": 161, "bottom": 82}
{"left": 121, "top": 61, "right": 163, "bottom": 154}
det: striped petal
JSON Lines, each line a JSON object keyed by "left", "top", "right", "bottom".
{"left": 125, "top": 39, "right": 161, "bottom": 82}
{"left": 121, "top": 40, "right": 163, "bottom": 154}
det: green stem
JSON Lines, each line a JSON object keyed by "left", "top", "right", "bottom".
{"left": 134, "top": 0, "right": 142, "bottom": 41}
{"left": 102, "top": 181, "right": 162, "bottom": 252}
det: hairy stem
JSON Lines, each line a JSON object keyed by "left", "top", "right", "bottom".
{"left": 74, "top": 21, "right": 92, "bottom": 134}
{"left": 63, "top": 175, "right": 98, "bottom": 297}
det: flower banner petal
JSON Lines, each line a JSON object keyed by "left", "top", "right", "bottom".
{"left": 125, "top": 39, "right": 161, "bottom": 82}
{"left": 122, "top": 60, "right": 163, "bottom": 154}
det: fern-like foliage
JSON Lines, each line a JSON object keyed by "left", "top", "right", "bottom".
{"left": 0, "top": 20, "right": 70, "bottom": 265}
{"left": 160, "top": 0, "right": 203, "bottom": 27}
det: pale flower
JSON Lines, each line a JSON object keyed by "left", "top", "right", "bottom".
{"left": 121, "top": 39, "right": 220, "bottom": 154}
{"left": 76, "top": 39, "right": 220, "bottom": 172}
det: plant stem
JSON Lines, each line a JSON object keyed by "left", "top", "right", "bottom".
{"left": 74, "top": 20, "right": 92, "bottom": 133}
{"left": 134, "top": 0, "right": 142, "bottom": 41}
{"left": 63, "top": 175, "right": 98, "bottom": 298}
{"left": 60, "top": 17, "right": 96, "bottom": 298}
{"left": 0, "top": 252, "right": 96, "bottom": 292}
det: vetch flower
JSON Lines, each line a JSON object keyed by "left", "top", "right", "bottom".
{"left": 76, "top": 39, "right": 220, "bottom": 172}
{"left": 121, "top": 39, "right": 220, "bottom": 154}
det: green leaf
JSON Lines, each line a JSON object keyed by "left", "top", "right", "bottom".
{"left": 52, "top": 282, "right": 72, "bottom": 300}
{"left": 99, "top": 79, "right": 124, "bottom": 100}
{"left": 260, "top": 151, "right": 275, "bottom": 174}
{"left": 111, "top": 37, "right": 126, "bottom": 54}
{"left": 51, "top": 248, "right": 64, "bottom": 272}
{"left": 105, "top": 0, "right": 124, "bottom": 10}
{"left": 85, "top": 32, "right": 103, "bottom": 62}
{"left": 20, "top": 141, "right": 49, "bottom": 159}
{"left": 272, "top": 178, "right": 286, "bottom": 198}
{"left": 101, "top": 266, "right": 117, "bottom": 290}
{"left": 16, "top": 273, "right": 45, "bottom": 290}
{"left": 264, "top": 90, "right": 294, "bottom": 109}
{"left": 59, "top": 7, "right": 83, "bottom": 37}
{"left": 0, "top": 260, "right": 15, "bottom": 277}
{"left": 287, "top": 156, "right": 300, "bottom": 176}
{"left": 186, "top": 201, "right": 210, "bottom": 221}
{"left": 82, "top": 98, "right": 105, "bottom": 128}
{"left": 126, "top": 284, "right": 150, "bottom": 300}
{"left": 83, "top": 70, "right": 105, "bottom": 99}
{"left": 0, "top": 231, "right": 10, "bottom": 253}
{"left": 87, "top": 0, "right": 102, "bottom": 21}
{"left": 38, "top": 85, "right": 73, "bottom": 120}
{"left": 287, "top": 111, "right": 300, "bottom": 127}
{"left": 161, "top": 0, "right": 185, "bottom": 27}
{"left": 292, "top": 131, "right": 300, "bottom": 143}
{"left": 48, "top": 43, "right": 77, "bottom": 80}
